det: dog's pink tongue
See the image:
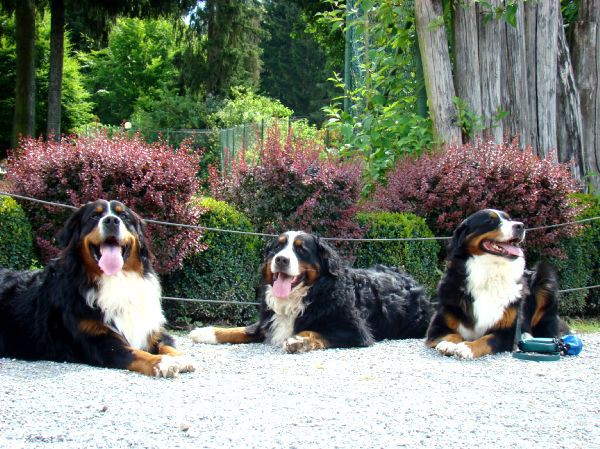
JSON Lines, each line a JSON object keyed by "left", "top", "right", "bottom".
{"left": 501, "top": 243, "right": 524, "bottom": 258}
{"left": 272, "top": 274, "right": 293, "bottom": 299}
{"left": 98, "top": 244, "right": 124, "bottom": 275}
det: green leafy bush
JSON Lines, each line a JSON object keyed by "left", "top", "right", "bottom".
{"left": 162, "top": 197, "right": 262, "bottom": 327}
{"left": 207, "top": 86, "right": 293, "bottom": 128}
{"left": 548, "top": 194, "right": 600, "bottom": 316}
{"left": 0, "top": 196, "right": 35, "bottom": 270}
{"left": 353, "top": 212, "right": 441, "bottom": 295}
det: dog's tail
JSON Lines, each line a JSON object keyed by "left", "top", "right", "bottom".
{"left": 525, "top": 262, "right": 566, "bottom": 337}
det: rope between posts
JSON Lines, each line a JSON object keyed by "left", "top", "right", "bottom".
{"left": 1, "top": 191, "right": 599, "bottom": 306}
{"left": 1, "top": 191, "right": 599, "bottom": 242}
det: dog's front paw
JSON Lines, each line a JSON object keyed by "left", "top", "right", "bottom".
{"left": 154, "top": 355, "right": 196, "bottom": 378}
{"left": 435, "top": 340, "right": 458, "bottom": 356}
{"left": 454, "top": 342, "right": 474, "bottom": 360}
{"left": 173, "top": 355, "right": 196, "bottom": 373}
{"left": 283, "top": 335, "right": 312, "bottom": 354}
{"left": 189, "top": 326, "right": 217, "bottom": 344}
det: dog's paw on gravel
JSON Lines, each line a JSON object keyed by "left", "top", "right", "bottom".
{"left": 453, "top": 342, "right": 474, "bottom": 360}
{"left": 435, "top": 340, "right": 458, "bottom": 356}
{"left": 283, "top": 336, "right": 312, "bottom": 354}
{"left": 154, "top": 355, "right": 196, "bottom": 378}
{"left": 189, "top": 327, "right": 217, "bottom": 344}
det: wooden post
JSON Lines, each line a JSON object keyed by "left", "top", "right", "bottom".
{"left": 556, "top": 12, "right": 585, "bottom": 182}
{"left": 571, "top": 0, "right": 600, "bottom": 191}
{"left": 452, "top": 0, "right": 481, "bottom": 141}
{"left": 477, "top": 0, "right": 503, "bottom": 142}
{"left": 415, "top": 0, "right": 461, "bottom": 146}
{"left": 501, "top": 0, "right": 531, "bottom": 147}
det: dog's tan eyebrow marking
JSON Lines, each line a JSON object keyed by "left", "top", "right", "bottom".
{"left": 294, "top": 239, "right": 303, "bottom": 247}
{"left": 114, "top": 204, "right": 124, "bottom": 213}
{"left": 95, "top": 205, "right": 104, "bottom": 214}
{"left": 278, "top": 235, "right": 287, "bottom": 244}
{"left": 488, "top": 211, "right": 498, "bottom": 219}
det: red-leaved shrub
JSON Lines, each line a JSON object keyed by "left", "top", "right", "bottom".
{"left": 370, "top": 139, "right": 582, "bottom": 256}
{"left": 6, "top": 132, "right": 205, "bottom": 273}
{"left": 208, "top": 124, "right": 364, "bottom": 238}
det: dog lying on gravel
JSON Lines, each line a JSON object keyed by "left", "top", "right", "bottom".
{"left": 0, "top": 199, "right": 194, "bottom": 377}
{"left": 190, "top": 231, "right": 432, "bottom": 353}
{"left": 426, "top": 209, "right": 563, "bottom": 359}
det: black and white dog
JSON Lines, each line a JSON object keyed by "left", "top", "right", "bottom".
{"left": 190, "top": 231, "right": 432, "bottom": 353}
{"left": 426, "top": 209, "right": 563, "bottom": 359}
{"left": 0, "top": 199, "right": 194, "bottom": 377}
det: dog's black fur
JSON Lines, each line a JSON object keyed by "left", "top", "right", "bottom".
{"left": 426, "top": 209, "right": 562, "bottom": 359}
{"left": 190, "top": 231, "right": 432, "bottom": 352}
{"left": 0, "top": 200, "right": 193, "bottom": 377}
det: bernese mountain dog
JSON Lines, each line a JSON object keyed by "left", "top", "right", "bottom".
{"left": 189, "top": 231, "right": 432, "bottom": 353}
{"left": 0, "top": 199, "right": 195, "bottom": 377}
{"left": 426, "top": 209, "right": 562, "bottom": 359}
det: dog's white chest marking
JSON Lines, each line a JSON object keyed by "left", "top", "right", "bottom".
{"left": 265, "top": 284, "right": 309, "bottom": 346}
{"left": 460, "top": 254, "right": 525, "bottom": 340}
{"left": 87, "top": 272, "right": 165, "bottom": 350}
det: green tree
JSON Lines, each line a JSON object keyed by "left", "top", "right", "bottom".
{"left": 9, "top": 0, "right": 36, "bottom": 148}
{"left": 85, "top": 17, "right": 182, "bottom": 125}
{"left": 0, "top": 11, "right": 93, "bottom": 154}
{"left": 188, "top": 0, "right": 266, "bottom": 97}
{"left": 261, "top": 0, "right": 336, "bottom": 123}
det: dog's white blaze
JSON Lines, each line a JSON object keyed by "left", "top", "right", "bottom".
{"left": 461, "top": 253, "right": 525, "bottom": 340}
{"left": 86, "top": 272, "right": 165, "bottom": 350}
{"left": 270, "top": 231, "right": 303, "bottom": 276}
{"left": 489, "top": 209, "right": 524, "bottom": 241}
{"left": 98, "top": 200, "right": 128, "bottom": 241}
{"left": 265, "top": 284, "right": 308, "bottom": 346}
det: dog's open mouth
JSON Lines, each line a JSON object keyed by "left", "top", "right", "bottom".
{"left": 480, "top": 239, "right": 524, "bottom": 259}
{"left": 272, "top": 272, "right": 306, "bottom": 299}
{"left": 90, "top": 237, "right": 131, "bottom": 275}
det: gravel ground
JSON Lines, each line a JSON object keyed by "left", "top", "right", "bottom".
{"left": 1, "top": 333, "right": 599, "bottom": 449}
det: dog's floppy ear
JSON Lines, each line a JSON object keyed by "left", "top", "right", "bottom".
{"left": 316, "top": 237, "right": 342, "bottom": 276}
{"left": 57, "top": 206, "right": 85, "bottom": 249}
{"left": 448, "top": 220, "right": 469, "bottom": 257}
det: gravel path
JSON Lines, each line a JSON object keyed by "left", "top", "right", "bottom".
{"left": 1, "top": 333, "right": 599, "bottom": 449}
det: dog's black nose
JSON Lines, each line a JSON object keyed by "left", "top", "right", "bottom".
{"left": 513, "top": 222, "right": 525, "bottom": 237}
{"left": 102, "top": 216, "right": 121, "bottom": 233}
{"left": 275, "top": 255, "right": 289, "bottom": 267}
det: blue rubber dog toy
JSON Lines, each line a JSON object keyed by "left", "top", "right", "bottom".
{"left": 561, "top": 335, "right": 583, "bottom": 356}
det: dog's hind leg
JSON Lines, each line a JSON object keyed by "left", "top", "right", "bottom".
{"left": 189, "top": 322, "right": 264, "bottom": 344}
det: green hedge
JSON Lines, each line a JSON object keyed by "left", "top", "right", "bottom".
{"left": 162, "top": 197, "right": 262, "bottom": 327}
{"left": 353, "top": 211, "right": 441, "bottom": 295}
{"left": 0, "top": 196, "right": 36, "bottom": 270}
{"left": 543, "top": 194, "right": 600, "bottom": 316}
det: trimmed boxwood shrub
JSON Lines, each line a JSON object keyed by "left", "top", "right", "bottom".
{"left": 353, "top": 211, "right": 441, "bottom": 295}
{"left": 162, "top": 197, "right": 263, "bottom": 327}
{"left": 555, "top": 194, "right": 600, "bottom": 316}
{"left": 0, "top": 195, "right": 36, "bottom": 270}
{"left": 528, "top": 194, "right": 599, "bottom": 317}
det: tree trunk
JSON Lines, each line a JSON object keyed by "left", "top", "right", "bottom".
{"left": 524, "top": 2, "right": 539, "bottom": 150}
{"left": 415, "top": 0, "right": 461, "bottom": 146}
{"left": 47, "top": 0, "right": 65, "bottom": 142}
{"left": 452, "top": 0, "right": 481, "bottom": 141}
{"left": 556, "top": 13, "right": 585, "bottom": 181}
{"left": 477, "top": 0, "right": 503, "bottom": 142}
{"left": 501, "top": 0, "right": 531, "bottom": 147}
{"left": 526, "top": 1, "right": 559, "bottom": 160}
{"left": 12, "top": 0, "right": 36, "bottom": 148}
{"left": 571, "top": 0, "right": 600, "bottom": 192}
